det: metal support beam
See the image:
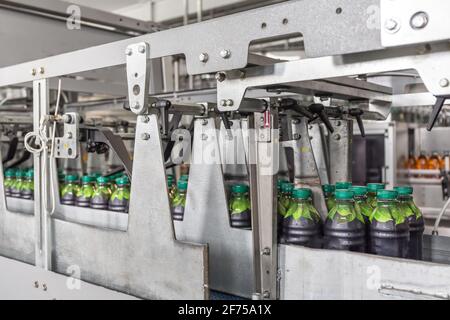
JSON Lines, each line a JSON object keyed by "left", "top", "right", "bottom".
{"left": 32, "top": 79, "right": 51, "bottom": 270}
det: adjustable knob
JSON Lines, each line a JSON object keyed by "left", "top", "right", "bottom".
{"left": 348, "top": 108, "right": 365, "bottom": 137}
{"left": 308, "top": 103, "right": 334, "bottom": 133}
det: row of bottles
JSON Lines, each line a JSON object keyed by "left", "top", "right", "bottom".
{"left": 278, "top": 180, "right": 425, "bottom": 260}
{"left": 169, "top": 174, "right": 188, "bottom": 221}
{"left": 60, "top": 173, "right": 130, "bottom": 213}
{"left": 3, "top": 168, "right": 34, "bottom": 200}
{"left": 402, "top": 151, "right": 450, "bottom": 178}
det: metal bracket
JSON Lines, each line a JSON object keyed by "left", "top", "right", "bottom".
{"left": 381, "top": 0, "right": 450, "bottom": 48}
{"left": 126, "top": 42, "right": 150, "bottom": 115}
{"left": 54, "top": 112, "right": 79, "bottom": 159}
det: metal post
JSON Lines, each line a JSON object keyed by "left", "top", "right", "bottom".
{"left": 249, "top": 110, "right": 279, "bottom": 300}
{"left": 32, "top": 79, "right": 51, "bottom": 270}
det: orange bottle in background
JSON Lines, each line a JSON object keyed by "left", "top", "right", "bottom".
{"left": 415, "top": 151, "right": 428, "bottom": 170}
{"left": 428, "top": 151, "right": 441, "bottom": 178}
{"left": 407, "top": 152, "right": 417, "bottom": 169}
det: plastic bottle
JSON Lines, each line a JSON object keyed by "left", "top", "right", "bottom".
{"left": 61, "top": 175, "right": 80, "bottom": 206}
{"left": 90, "top": 176, "right": 111, "bottom": 210}
{"left": 394, "top": 186, "right": 424, "bottom": 260}
{"left": 282, "top": 188, "right": 322, "bottom": 248}
{"left": 322, "top": 184, "right": 336, "bottom": 211}
{"left": 277, "top": 182, "right": 293, "bottom": 242}
{"left": 4, "top": 168, "right": 16, "bottom": 197}
{"left": 109, "top": 176, "right": 130, "bottom": 213}
{"left": 172, "top": 180, "right": 188, "bottom": 221}
{"left": 11, "top": 169, "right": 25, "bottom": 198}
{"left": 335, "top": 181, "right": 352, "bottom": 190}
{"left": 324, "top": 189, "right": 366, "bottom": 252}
{"left": 75, "top": 175, "right": 96, "bottom": 207}
{"left": 369, "top": 190, "right": 410, "bottom": 258}
{"left": 366, "top": 183, "right": 386, "bottom": 208}
{"left": 229, "top": 184, "right": 251, "bottom": 229}
{"left": 20, "top": 169, "right": 34, "bottom": 200}
{"left": 428, "top": 151, "right": 441, "bottom": 178}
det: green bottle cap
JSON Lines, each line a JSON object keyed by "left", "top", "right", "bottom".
{"left": 277, "top": 179, "right": 289, "bottom": 189}
{"left": 231, "top": 184, "right": 249, "bottom": 194}
{"left": 81, "top": 175, "right": 95, "bottom": 184}
{"left": 367, "top": 183, "right": 385, "bottom": 192}
{"left": 116, "top": 177, "right": 130, "bottom": 186}
{"left": 96, "top": 176, "right": 108, "bottom": 184}
{"left": 281, "top": 183, "right": 294, "bottom": 193}
{"left": 394, "top": 185, "right": 413, "bottom": 196}
{"left": 180, "top": 175, "right": 189, "bottom": 181}
{"left": 335, "top": 189, "right": 354, "bottom": 200}
{"left": 322, "top": 184, "right": 335, "bottom": 193}
{"left": 350, "top": 186, "right": 368, "bottom": 197}
{"left": 65, "top": 174, "right": 79, "bottom": 183}
{"left": 377, "top": 190, "right": 398, "bottom": 200}
{"left": 167, "top": 179, "right": 173, "bottom": 188}
{"left": 177, "top": 180, "right": 188, "bottom": 191}
{"left": 292, "top": 188, "right": 312, "bottom": 200}
{"left": 15, "top": 169, "right": 25, "bottom": 178}
{"left": 5, "top": 169, "right": 15, "bottom": 178}
{"left": 58, "top": 172, "right": 65, "bottom": 181}
{"left": 91, "top": 172, "right": 102, "bottom": 178}
{"left": 25, "top": 169, "right": 34, "bottom": 179}
{"left": 335, "top": 182, "right": 352, "bottom": 190}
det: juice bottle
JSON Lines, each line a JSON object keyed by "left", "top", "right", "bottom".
{"left": 278, "top": 182, "right": 293, "bottom": 242}
{"left": 369, "top": 190, "right": 410, "bottom": 258}
{"left": 229, "top": 184, "right": 251, "bottom": 229}
{"left": 366, "top": 183, "right": 386, "bottom": 208}
{"left": 11, "top": 169, "right": 25, "bottom": 198}
{"left": 75, "top": 175, "right": 96, "bottom": 207}
{"left": 428, "top": 151, "right": 441, "bottom": 178}
{"left": 4, "top": 168, "right": 16, "bottom": 197}
{"left": 109, "top": 176, "right": 130, "bottom": 213}
{"left": 322, "top": 184, "right": 336, "bottom": 211}
{"left": 282, "top": 188, "right": 322, "bottom": 248}
{"left": 172, "top": 180, "right": 188, "bottom": 221}
{"left": 394, "top": 186, "right": 424, "bottom": 260}
{"left": 90, "top": 176, "right": 111, "bottom": 210}
{"left": 21, "top": 169, "right": 34, "bottom": 200}
{"left": 61, "top": 174, "right": 80, "bottom": 206}
{"left": 324, "top": 189, "right": 365, "bottom": 252}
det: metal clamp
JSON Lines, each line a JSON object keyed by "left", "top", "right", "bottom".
{"left": 126, "top": 42, "right": 151, "bottom": 115}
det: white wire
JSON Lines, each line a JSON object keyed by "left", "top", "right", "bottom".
{"left": 433, "top": 196, "right": 450, "bottom": 235}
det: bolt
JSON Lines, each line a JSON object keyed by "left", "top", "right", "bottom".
{"left": 34, "top": 281, "right": 39, "bottom": 288}
{"left": 440, "top": 78, "right": 450, "bottom": 88}
{"left": 334, "top": 134, "right": 341, "bottom": 141}
{"left": 263, "top": 291, "right": 270, "bottom": 299}
{"left": 225, "top": 99, "right": 234, "bottom": 107}
{"left": 220, "top": 99, "right": 227, "bottom": 107}
{"left": 215, "top": 72, "right": 226, "bottom": 82}
{"left": 201, "top": 133, "right": 208, "bottom": 140}
{"left": 141, "top": 116, "right": 150, "bottom": 123}
{"left": 138, "top": 45, "right": 146, "bottom": 53}
{"left": 292, "top": 119, "right": 300, "bottom": 125}
{"left": 199, "top": 53, "right": 209, "bottom": 63}
{"left": 260, "top": 134, "right": 265, "bottom": 140}
{"left": 202, "top": 119, "right": 209, "bottom": 126}
{"left": 410, "top": 12, "right": 429, "bottom": 30}
{"left": 42, "top": 284, "right": 47, "bottom": 291}
{"left": 336, "top": 120, "right": 342, "bottom": 126}
{"left": 262, "top": 247, "right": 271, "bottom": 255}
{"left": 220, "top": 49, "right": 231, "bottom": 59}
{"left": 293, "top": 133, "right": 301, "bottom": 140}
{"left": 141, "top": 133, "right": 150, "bottom": 140}
{"left": 385, "top": 19, "right": 399, "bottom": 32}
{"left": 31, "top": 68, "right": 37, "bottom": 76}
{"left": 133, "top": 101, "right": 140, "bottom": 110}
{"left": 39, "top": 67, "right": 45, "bottom": 75}
{"left": 66, "top": 132, "right": 73, "bottom": 139}
{"left": 125, "top": 48, "right": 133, "bottom": 56}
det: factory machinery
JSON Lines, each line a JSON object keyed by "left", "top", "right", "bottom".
{"left": 2, "top": 0, "right": 450, "bottom": 300}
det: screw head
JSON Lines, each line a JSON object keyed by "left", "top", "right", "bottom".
{"left": 440, "top": 78, "right": 450, "bottom": 88}
{"left": 31, "top": 68, "right": 37, "bottom": 76}
{"left": 125, "top": 48, "right": 133, "bottom": 56}
{"left": 262, "top": 247, "right": 271, "bottom": 255}
{"left": 220, "top": 99, "right": 227, "bottom": 107}
{"left": 215, "top": 72, "right": 226, "bottom": 82}
{"left": 225, "top": 99, "right": 234, "bottom": 107}
{"left": 141, "top": 133, "right": 150, "bottom": 140}
{"left": 385, "top": 19, "right": 399, "bottom": 32}
{"left": 133, "top": 101, "right": 140, "bottom": 110}
{"left": 142, "top": 116, "right": 150, "bottom": 123}
{"left": 334, "top": 134, "right": 341, "bottom": 141}
{"left": 39, "top": 67, "right": 45, "bottom": 75}
{"left": 34, "top": 281, "right": 39, "bottom": 288}
{"left": 410, "top": 12, "right": 429, "bottom": 30}
{"left": 66, "top": 132, "right": 73, "bottom": 139}
{"left": 138, "top": 45, "right": 146, "bottom": 54}
{"left": 220, "top": 49, "right": 231, "bottom": 59}
{"left": 199, "top": 53, "right": 209, "bottom": 63}
{"left": 201, "top": 133, "right": 208, "bottom": 140}
{"left": 202, "top": 119, "right": 208, "bottom": 126}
